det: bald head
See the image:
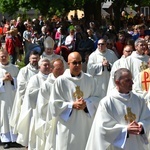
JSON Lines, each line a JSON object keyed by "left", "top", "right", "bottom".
{"left": 68, "top": 52, "right": 82, "bottom": 63}
{"left": 68, "top": 52, "right": 82, "bottom": 76}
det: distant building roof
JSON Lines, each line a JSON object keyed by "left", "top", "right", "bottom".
{"left": 125, "top": 6, "right": 137, "bottom": 16}
{"left": 102, "top": 0, "right": 112, "bottom": 9}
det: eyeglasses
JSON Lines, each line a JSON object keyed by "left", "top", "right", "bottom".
{"left": 98, "top": 43, "right": 105, "bottom": 46}
{"left": 70, "top": 61, "right": 82, "bottom": 65}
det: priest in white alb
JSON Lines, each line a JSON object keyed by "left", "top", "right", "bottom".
{"left": 133, "top": 57, "right": 150, "bottom": 99}
{"left": 16, "top": 58, "right": 51, "bottom": 149}
{"left": 87, "top": 38, "right": 118, "bottom": 98}
{"left": 107, "top": 45, "right": 133, "bottom": 95}
{"left": 50, "top": 52, "right": 100, "bottom": 150}
{"left": 86, "top": 68, "right": 150, "bottom": 150}
{"left": 10, "top": 50, "right": 40, "bottom": 134}
{"left": 124, "top": 38, "right": 149, "bottom": 79}
{"left": 0, "top": 50, "right": 19, "bottom": 149}
{"left": 35, "top": 58, "right": 64, "bottom": 150}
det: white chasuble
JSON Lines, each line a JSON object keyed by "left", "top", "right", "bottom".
{"left": 50, "top": 69, "right": 100, "bottom": 150}
{"left": 86, "top": 89, "right": 150, "bottom": 150}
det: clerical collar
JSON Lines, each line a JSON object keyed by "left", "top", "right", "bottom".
{"left": 118, "top": 92, "right": 130, "bottom": 99}
{"left": 71, "top": 73, "right": 81, "bottom": 77}
{"left": 39, "top": 71, "right": 49, "bottom": 78}
{"left": 136, "top": 51, "right": 144, "bottom": 56}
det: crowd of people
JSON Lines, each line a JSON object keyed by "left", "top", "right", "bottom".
{"left": 0, "top": 12, "right": 150, "bottom": 150}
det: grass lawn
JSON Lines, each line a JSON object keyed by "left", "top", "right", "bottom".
{"left": 15, "top": 55, "right": 26, "bottom": 69}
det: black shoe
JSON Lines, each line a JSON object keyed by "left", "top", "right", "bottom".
{"left": 11, "top": 142, "right": 24, "bottom": 147}
{"left": 3, "top": 143, "right": 10, "bottom": 149}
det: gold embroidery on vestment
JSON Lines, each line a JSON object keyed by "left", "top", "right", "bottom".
{"left": 73, "top": 86, "right": 83, "bottom": 99}
{"left": 124, "top": 107, "right": 136, "bottom": 123}
{"left": 140, "top": 62, "right": 148, "bottom": 72}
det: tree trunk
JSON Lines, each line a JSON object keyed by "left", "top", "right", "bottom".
{"left": 83, "top": 0, "right": 102, "bottom": 26}
{"left": 113, "top": 4, "right": 121, "bottom": 32}
{"left": 94, "top": 0, "right": 102, "bottom": 26}
{"left": 112, "top": 1, "right": 126, "bottom": 32}
{"left": 84, "top": 1, "right": 94, "bottom": 21}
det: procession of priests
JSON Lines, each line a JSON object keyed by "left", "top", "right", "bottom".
{"left": 1, "top": 36, "right": 150, "bottom": 150}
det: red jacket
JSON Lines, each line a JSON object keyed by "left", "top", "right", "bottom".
{"left": 5, "top": 36, "right": 15, "bottom": 55}
{"left": 5, "top": 36, "right": 21, "bottom": 55}
{"left": 115, "top": 41, "right": 126, "bottom": 58}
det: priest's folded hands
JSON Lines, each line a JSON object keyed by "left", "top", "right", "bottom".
{"left": 73, "top": 97, "right": 86, "bottom": 110}
{"left": 127, "top": 121, "right": 144, "bottom": 135}
{"left": 102, "top": 58, "right": 109, "bottom": 66}
{"left": 3, "top": 72, "right": 13, "bottom": 81}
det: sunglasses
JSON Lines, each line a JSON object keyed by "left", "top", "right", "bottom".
{"left": 70, "top": 61, "right": 82, "bottom": 65}
{"left": 98, "top": 43, "right": 105, "bottom": 46}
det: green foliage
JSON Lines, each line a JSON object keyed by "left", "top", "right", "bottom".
{"left": 0, "top": 0, "right": 19, "bottom": 15}
{"left": 0, "top": 0, "right": 149, "bottom": 19}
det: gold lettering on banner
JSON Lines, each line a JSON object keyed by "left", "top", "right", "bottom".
{"left": 73, "top": 86, "right": 83, "bottom": 99}
{"left": 140, "top": 62, "right": 148, "bottom": 72}
{"left": 124, "top": 107, "right": 136, "bottom": 123}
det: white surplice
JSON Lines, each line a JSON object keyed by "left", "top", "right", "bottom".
{"left": 125, "top": 51, "right": 149, "bottom": 79}
{"left": 16, "top": 72, "right": 48, "bottom": 148}
{"left": 50, "top": 69, "right": 100, "bottom": 150}
{"left": 87, "top": 48, "right": 118, "bottom": 98}
{"left": 10, "top": 64, "right": 39, "bottom": 134}
{"left": 107, "top": 55, "right": 126, "bottom": 95}
{"left": 35, "top": 73, "right": 56, "bottom": 150}
{"left": 0, "top": 63, "right": 19, "bottom": 142}
{"left": 86, "top": 89, "right": 150, "bottom": 150}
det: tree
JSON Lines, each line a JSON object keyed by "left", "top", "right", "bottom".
{"left": 0, "top": 0, "right": 21, "bottom": 15}
{"left": 107, "top": 0, "right": 150, "bottom": 31}
{"left": 0, "top": 0, "right": 150, "bottom": 30}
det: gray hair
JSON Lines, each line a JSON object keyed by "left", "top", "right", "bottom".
{"left": 134, "top": 38, "right": 145, "bottom": 47}
{"left": 114, "top": 68, "right": 131, "bottom": 81}
{"left": 38, "top": 58, "right": 50, "bottom": 66}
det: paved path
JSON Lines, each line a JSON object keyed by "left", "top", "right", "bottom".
{"left": 0, "top": 141, "right": 26, "bottom": 150}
